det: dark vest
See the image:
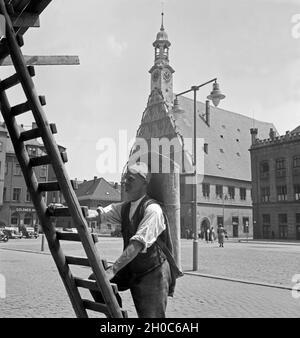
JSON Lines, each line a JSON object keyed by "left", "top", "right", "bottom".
{"left": 120, "top": 195, "right": 168, "bottom": 276}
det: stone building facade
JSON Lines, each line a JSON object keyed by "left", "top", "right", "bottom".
{"left": 250, "top": 127, "right": 300, "bottom": 240}
{"left": 0, "top": 123, "right": 49, "bottom": 230}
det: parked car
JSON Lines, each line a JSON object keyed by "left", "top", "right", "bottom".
{"left": 3, "top": 228, "right": 22, "bottom": 239}
{"left": 0, "top": 230, "right": 9, "bottom": 242}
{"left": 20, "top": 227, "right": 39, "bottom": 239}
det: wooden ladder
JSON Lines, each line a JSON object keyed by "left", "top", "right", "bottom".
{"left": 0, "top": 0, "right": 126, "bottom": 318}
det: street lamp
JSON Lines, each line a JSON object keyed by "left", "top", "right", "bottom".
{"left": 175, "top": 78, "right": 225, "bottom": 271}
{"left": 222, "top": 193, "right": 228, "bottom": 227}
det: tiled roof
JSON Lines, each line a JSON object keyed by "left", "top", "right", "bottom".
{"left": 76, "top": 178, "right": 121, "bottom": 202}
{"left": 291, "top": 125, "right": 300, "bottom": 134}
{"left": 172, "top": 96, "right": 277, "bottom": 181}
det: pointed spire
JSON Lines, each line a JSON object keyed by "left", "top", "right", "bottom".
{"left": 161, "top": 12, "right": 164, "bottom": 31}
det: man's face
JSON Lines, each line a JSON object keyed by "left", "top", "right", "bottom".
{"left": 123, "top": 171, "right": 146, "bottom": 196}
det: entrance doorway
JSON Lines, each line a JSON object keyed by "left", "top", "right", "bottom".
{"left": 296, "top": 225, "right": 300, "bottom": 240}
{"left": 200, "top": 218, "right": 210, "bottom": 241}
{"left": 232, "top": 217, "right": 239, "bottom": 237}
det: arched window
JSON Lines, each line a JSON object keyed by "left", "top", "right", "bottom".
{"left": 11, "top": 212, "right": 20, "bottom": 226}
{"left": 24, "top": 213, "right": 33, "bottom": 226}
{"left": 163, "top": 46, "right": 168, "bottom": 56}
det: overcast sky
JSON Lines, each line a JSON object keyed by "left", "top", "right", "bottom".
{"left": 2, "top": 0, "right": 300, "bottom": 182}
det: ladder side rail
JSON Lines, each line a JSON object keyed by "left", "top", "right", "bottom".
{"left": 0, "top": 88, "right": 88, "bottom": 318}
{"left": 0, "top": 1, "right": 123, "bottom": 318}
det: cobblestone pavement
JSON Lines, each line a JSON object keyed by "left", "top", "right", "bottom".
{"left": 0, "top": 238, "right": 300, "bottom": 318}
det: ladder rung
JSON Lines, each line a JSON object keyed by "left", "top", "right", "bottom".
{"left": 74, "top": 278, "right": 99, "bottom": 291}
{"left": 56, "top": 231, "right": 98, "bottom": 244}
{"left": 29, "top": 151, "right": 67, "bottom": 167}
{"left": 11, "top": 95, "right": 46, "bottom": 116}
{"left": 47, "top": 206, "right": 89, "bottom": 218}
{"left": 82, "top": 299, "right": 110, "bottom": 316}
{"left": 84, "top": 299, "right": 128, "bottom": 318}
{"left": 65, "top": 256, "right": 90, "bottom": 267}
{"left": 0, "top": 66, "right": 35, "bottom": 91}
{"left": 38, "top": 181, "right": 60, "bottom": 192}
{"left": 39, "top": 180, "right": 76, "bottom": 192}
{"left": 29, "top": 154, "right": 51, "bottom": 167}
{"left": 19, "top": 123, "right": 56, "bottom": 142}
{"left": 75, "top": 276, "right": 119, "bottom": 297}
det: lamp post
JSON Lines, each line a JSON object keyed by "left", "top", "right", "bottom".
{"left": 176, "top": 79, "right": 225, "bottom": 271}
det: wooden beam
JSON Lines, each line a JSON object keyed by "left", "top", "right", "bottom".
{"left": 0, "top": 55, "right": 80, "bottom": 66}
{"left": 11, "top": 13, "right": 40, "bottom": 28}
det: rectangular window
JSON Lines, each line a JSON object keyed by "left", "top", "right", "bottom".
{"left": 13, "top": 163, "right": 21, "bottom": 176}
{"left": 0, "top": 141, "right": 3, "bottom": 152}
{"left": 40, "top": 165, "right": 47, "bottom": 178}
{"left": 276, "top": 158, "right": 286, "bottom": 178}
{"left": 296, "top": 213, "right": 300, "bottom": 224}
{"left": 217, "top": 216, "right": 224, "bottom": 227}
{"left": 262, "top": 214, "right": 271, "bottom": 239}
{"left": 12, "top": 188, "right": 21, "bottom": 201}
{"left": 243, "top": 217, "right": 250, "bottom": 233}
{"left": 26, "top": 189, "right": 31, "bottom": 202}
{"left": 260, "top": 161, "right": 269, "bottom": 179}
{"left": 278, "top": 213, "right": 287, "bottom": 224}
{"left": 3, "top": 187, "right": 6, "bottom": 202}
{"left": 277, "top": 185, "right": 287, "bottom": 201}
{"left": 240, "top": 188, "right": 246, "bottom": 201}
{"left": 278, "top": 213, "right": 288, "bottom": 239}
{"left": 228, "top": 186, "right": 235, "bottom": 200}
{"left": 262, "top": 214, "right": 271, "bottom": 224}
{"left": 232, "top": 217, "right": 239, "bottom": 225}
{"left": 294, "top": 184, "right": 300, "bottom": 200}
{"left": 202, "top": 183, "right": 210, "bottom": 198}
{"left": 216, "top": 185, "right": 223, "bottom": 198}
{"left": 180, "top": 182, "right": 185, "bottom": 197}
{"left": 5, "top": 161, "right": 8, "bottom": 175}
{"left": 293, "top": 156, "right": 300, "bottom": 168}
{"left": 261, "top": 186, "right": 270, "bottom": 202}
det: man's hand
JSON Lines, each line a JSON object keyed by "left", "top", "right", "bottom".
{"left": 105, "top": 265, "right": 115, "bottom": 281}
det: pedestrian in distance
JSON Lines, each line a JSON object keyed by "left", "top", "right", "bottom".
{"left": 217, "top": 224, "right": 226, "bottom": 247}
{"left": 87, "top": 161, "right": 182, "bottom": 318}
{"left": 205, "top": 228, "right": 209, "bottom": 243}
{"left": 209, "top": 227, "right": 215, "bottom": 243}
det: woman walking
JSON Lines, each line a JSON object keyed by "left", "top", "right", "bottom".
{"left": 217, "top": 225, "right": 226, "bottom": 247}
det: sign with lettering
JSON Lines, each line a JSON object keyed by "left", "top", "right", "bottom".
{"left": 15, "top": 207, "right": 36, "bottom": 213}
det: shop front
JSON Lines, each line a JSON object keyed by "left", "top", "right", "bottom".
{"left": 10, "top": 207, "right": 38, "bottom": 231}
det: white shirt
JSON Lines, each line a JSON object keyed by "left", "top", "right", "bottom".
{"left": 95, "top": 196, "right": 166, "bottom": 253}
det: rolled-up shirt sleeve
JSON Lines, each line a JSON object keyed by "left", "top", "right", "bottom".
{"left": 130, "top": 203, "right": 166, "bottom": 253}
{"left": 99, "top": 202, "right": 123, "bottom": 226}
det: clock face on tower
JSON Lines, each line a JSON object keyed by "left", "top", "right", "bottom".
{"left": 152, "top": 70, "right": 160, "bottom": 82}
{"left": 163, "top": 70, "right": 171, "bottom": 82}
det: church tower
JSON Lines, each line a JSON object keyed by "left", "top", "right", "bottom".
{"left": 149, "top": 13, "right": 175, "bottom": 107}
